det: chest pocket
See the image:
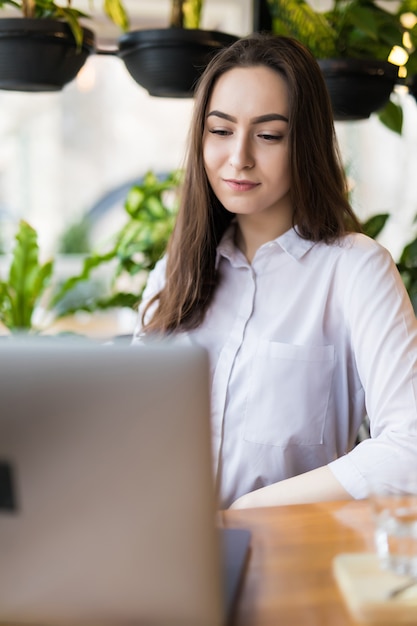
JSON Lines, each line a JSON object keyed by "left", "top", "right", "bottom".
{"left": 244, "top": 341, "right": 335, "bottom": 446}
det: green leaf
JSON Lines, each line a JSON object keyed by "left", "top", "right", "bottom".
{"left": 0, "top": 0, "right": 20, "bottom": 8}
{"left": 55, "top": 290, "right": 139, "bottom": 318}
{"left": 103, "top": 0, "right": 129, "bottom": 31}
{"left": 97, "top": 291, "right": 139, "bottom": 309}
{"left": 50, "top": 249, "right": 116, "bottom": 308}
{"left": 377, "top": 99, "right": 403, "bottom": 135}
{"left": 2, "top": 220, "right": 54, "bottom": 331}
{"left": 3, "top": 0, "right": 129, "bottom": 47}
{"left": 183, "top": 0, "right": 203, "bottom": 29}
{"left": 267, "top": 0, "right": 405, "bottom": 60}
{"left": 399, "top": 237, "right": 417, "bottom": 268}
{"left": 0, "top": 281, "right": 14, "bottom": 330}
{"left": 361, "top": 213, "right": 390, "bottom": 238}
{"left": 348, "top": 4, "right": 379, "bottom": 41}
{"left": 268, "top": 0, "right": 337, "bottom": 58}
{"left": 58, "top": 7, "right": 87, "bottom": 49}
{"left": 51, "top": 170, "right": 181, "bottom": 317}
{"left": 405, "top": 38, "right": 417, "bottom": 75}
{"left": 125, "top": 188, "right": 145, "bottom": 217}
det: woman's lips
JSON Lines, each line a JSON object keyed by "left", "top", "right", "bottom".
{"left": 224, "top": 179, "right": 260, "bottom": 192}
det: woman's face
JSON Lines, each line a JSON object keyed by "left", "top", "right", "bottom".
{"left": 203, "top": 65, "right": 292, "bottom": 232}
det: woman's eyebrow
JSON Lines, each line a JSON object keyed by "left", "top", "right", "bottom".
{"left": 206, "top": 110, "right": 289, "bottom": 123}
{"left": 252, "top": 113, "right": 289, "bottom": 123}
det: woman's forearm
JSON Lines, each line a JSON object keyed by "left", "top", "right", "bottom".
{"left": 229, "top": 465, "right": 353, "bottom": 509}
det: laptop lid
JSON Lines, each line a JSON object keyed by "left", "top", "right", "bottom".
{"left": 0, "top": 339, "right": 224, "bottom": 626}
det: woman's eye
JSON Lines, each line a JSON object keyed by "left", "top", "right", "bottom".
{"left": 208, "top": 128, "right": 231, "bottom": 136}
{"left": 259, "top": 133, "right": 282, "bottom": 141}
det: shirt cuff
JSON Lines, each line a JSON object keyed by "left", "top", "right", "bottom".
{"left": 327, "top": 455, "right": 369, "bottom": 499}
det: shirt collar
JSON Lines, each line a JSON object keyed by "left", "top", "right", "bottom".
{"left": 215, "top": 223, "right": 316, "bottom": 268}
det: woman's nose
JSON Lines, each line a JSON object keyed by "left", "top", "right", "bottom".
{"left": 229, "top": 136, "right": 254, "bottom": 170}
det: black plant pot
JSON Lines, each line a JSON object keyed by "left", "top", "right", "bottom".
{"left": 117, "top": 28, "right": 238, "bottom": 98}
{"left": 0, "top": 18, "right": 95, "bottom": 92}
{"left": 318, "top": 58, "right": 398, "bottom": 121}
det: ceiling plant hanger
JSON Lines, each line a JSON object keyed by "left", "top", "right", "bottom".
{"left": 116, "top": 0, "right": 238, "bottom": 98}
{"left": 0, "top": 0, "right": 129, "bottom": 91}
{"left": 266, "top": 0, "right": 417, "bottom": 134}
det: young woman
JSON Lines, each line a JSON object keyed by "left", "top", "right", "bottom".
{"left": 134, "top": 34, "right": 417, "bottom": 510}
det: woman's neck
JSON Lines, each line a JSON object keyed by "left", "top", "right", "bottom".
{"left": 235, "top": 213, "right": 293, "bottom": 263}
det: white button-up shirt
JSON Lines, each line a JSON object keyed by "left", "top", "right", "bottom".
{"left": 135, "top": 226, "right": 417, "bottom": 509}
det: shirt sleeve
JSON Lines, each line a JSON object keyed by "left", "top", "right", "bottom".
{"left": 132, "top": 256, "right": 167, "bottom": 342}
{"left": 328, "top": 238, "right": 417, "bottom": 498}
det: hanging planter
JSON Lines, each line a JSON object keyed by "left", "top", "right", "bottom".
{"left": 318, "top": 58, "right": 398, "bottom": 121}
{"left": 266, "top": 0, "right": 408, "bottom": 131}
{"left": 0, "top": 18, "right": 95, "bottom": 92}
{"left": 117, "top": 27, "right": 238, "bottom": 98}
{"left": 0, "top": 0, "right": 129, "bottom": 92}
{"left": 116, "top": 0, "right": 237, "bottom": 97}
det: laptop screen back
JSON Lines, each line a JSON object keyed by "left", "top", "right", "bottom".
{"left": 0, "top": 340, "right": 223, "bottom": 626}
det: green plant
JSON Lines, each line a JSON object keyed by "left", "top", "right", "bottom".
{"left": 397, "top": 230, "right": 417, "bottom": 312}
{"left": 266, "top": 0, "right": 417, "bottom": 134}
{"left": 401, "top": 3, "right": 417, "bottom": 89}
{"left": 51, "top": 170, "right": 181, "bottom": 318}
{"left": 0, "top": 220, "right": 54, "bottom": 333}
{"left": 0, "top": 171, "right": 180, "bottom": 334}
{"left": 267, "top": 0, "right": 406, "bottom": 61}
{"left": 362, "top": 212, "right": 417, "bottom": 312}
{"left": 0, "top": 0, "right": 129, "bottom": 47}
{"left": 169, "top": 0, "right": 203, "bottom": 28}
{"left": 361, "top": 212, "right": 390, "bottom": 239}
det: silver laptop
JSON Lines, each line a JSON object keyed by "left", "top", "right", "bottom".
{"left": 0, "top": 339, "right": 249, "bottom": 626}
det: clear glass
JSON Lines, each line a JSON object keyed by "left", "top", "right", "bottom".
{"left": 370, "top": 479, "right": 417, "bottom": 578}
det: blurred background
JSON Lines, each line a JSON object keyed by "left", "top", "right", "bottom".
{"left": 0, "top": 0, "right": 416, "bottom": 337}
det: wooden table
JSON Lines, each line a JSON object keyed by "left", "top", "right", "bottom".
{"left": 221, "top": 499, "right": 376, "bottom": 626}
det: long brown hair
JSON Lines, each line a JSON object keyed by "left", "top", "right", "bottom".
{"left": 142, "top": 33, "right": 361, "bottom": 334}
